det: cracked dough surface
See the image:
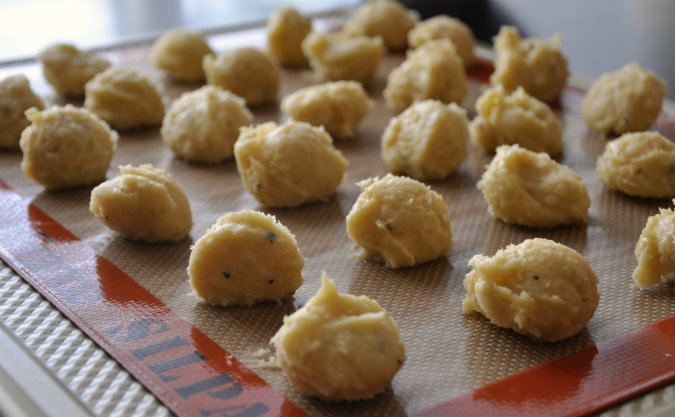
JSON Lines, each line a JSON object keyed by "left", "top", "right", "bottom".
{"left": 462, "top": 238, "right": 599, "bottom": 342}
{"left": 188, "top": 209, "right": 304, "bottom": 306}
{"left": 272, "top": 272, "right": 405, "bottom": 401}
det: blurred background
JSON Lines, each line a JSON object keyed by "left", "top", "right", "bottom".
{"left": 0, "top": 0, "right": 673, "bottom": 98}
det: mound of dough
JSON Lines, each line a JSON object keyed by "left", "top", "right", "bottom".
{"left": 90, "top": 164, "right": 192, "bottom": 242}
{"left": 19, "top": 105, "right": 117, "bottom": 190}
{"left": 343, "top": 0, "right": 418, "bottom": 51}
{"left": 188, "top": 209, "right": 304, "bottom": 306}
{"left": 346, "top": 173, "right": 453, "bottom": 268}
{"left": 272, "top": 272, "right": 405, "bottom": 401}
{"left": 632, "top": 201, "right": 675, "bottom": 288}
{"left": 203, "top": 47, "right": 279, "bottom": 106}
{"left": 161, "top": 86, "right": 252, "bottom": 163}
{"left": 302, "top": 31, "right": 384, "bottom": 85}
{"left": 582, "top": 62, "right": 667, "bottom": 135}
{"left": 381, "top": 100, "right": 468, "bottom": 180}
{"left": 384, "top": 39, "right": 467, "bottom": 112}
{"left": 281, "top": 81, "right": 371, "bottom": 139}
{"left": 234, "top": 121, "right": 347, "bottom": 207}
{"left": 38, "top": 43, "right": 111, "bottom": 96}
{"left": 462, "top": 238, "right": 599, "bottom": 342}
{"left": 266, "top": 6, "right": 312, "bottom": 66}
{"left": 84, "top": 67, "right": 165, "bottom": 130}
{"left": 478, "top": 145, "right": 590, "bottom": 228}
{"left": 490, "top": 26, "right": 569, "bottom": 102}
{"left": 150, "top": 28, "right": 214, "bottom": 82}
{"left": 597, "top": 132, "right": 675, "bottom": 198}
{"left": 470, "top": 86, "right": 563, "bottom": 155}
{"left": 0, "top": 74, "right": 44, "bottom": 149}
{"left": 408, "top": 15, "right": 475, "bottom": 67}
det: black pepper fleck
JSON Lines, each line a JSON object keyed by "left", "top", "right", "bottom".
{"left": 397, "top": 359, "right": 402, "bottom": 365}
{"left": 533, "top": 275, "right": 539, "bottom": 280}
{"left": 268, "top": 279, "right": 274, "bottom": 284}
{"left": 582, "top": 297, "right": 587, "bottom": 302}
{"left": 223, "top": 272, "right": 231, "bottom": 279}
{"left": 267, "top": 232, "right": 276, "bottom": 243}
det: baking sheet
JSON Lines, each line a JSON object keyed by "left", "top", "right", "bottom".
{"left": 0, "top": 21, "right": 673, "bottom": 417}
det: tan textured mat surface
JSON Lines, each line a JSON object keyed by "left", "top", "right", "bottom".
{"left": 0, "top": 23, "right": 673, "bottom": 417}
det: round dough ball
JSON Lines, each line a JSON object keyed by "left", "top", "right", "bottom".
{"left": 38, "top": 43, "right": 111, "bottom": 96}
{"left": 280, "top": 80, "right": 371, "bottom": 139}
{"left": 490, "top": 26, "right": 569, "bottom": 102}
{"left": 20, "top": 105, "right": 118, "bottom": 190}
{"left": 90, "top": 164, "right": 192, "bottom": 242}
{"left": 346, "top": 173, "right": 453, "bottom": 268}
{"left": 203, "top": 47, "right": 279, "bottom": 106}
{"left": 84, "top": 67, "right": 165, "bottom": 130}
{"left": 266, "top": 6, "right": 312, "bottom": 66}
{"left": 302, "top": 31, "right": 384, "bottom": 85}
{"left": 478, "top": 145, "right": 590, "bottom": 228}
{"left": 462, "top": 238, "right": 599, "bottom": 342}
{"left": 150, "top": 28, "right": 214, "bottom": 82}
{"left": 161, "top": 86, "right": 253, "bottom": 163}
{"left": 384, "top": 39, "right": 467, "bottom": 112}
{"left": 188, "top": 209, "right": 304, "bottom": 306}
{"left": 272, "top": 272, "right": 405, "bottom": 401}
{"left": 234, "top": 121, "right": 347, "bottom": 207}
{"left": 343, "top": 0, "right": 418, "bottom": 51}
{"left": 408, "top": 15, "right": 475, "bottom": 67}
{"left": 632, "top": 202, "right": 675, "bottom": 288}
{"left": 469, "top": 86, "right": 563, "bottom": 155}
{"left": 597, "top": 132, "right": 675, "bottom": 198}
{"left": 381, "top": 100, "right": 468, "bottom": 181}
{"left": 582, "top": 62, "right": 667, "bottom": 135}
{"left": 0, "top": 74, "right": 44, "bottom": 149}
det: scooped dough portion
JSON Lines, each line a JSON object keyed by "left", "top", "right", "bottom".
{"left": 632, "top": 202, "right": 675, "bottom": 288}
{"left": 90, "top": 164, "right": 192, "bottom": 242}
{"left": 597, "top": 132, "right": 675, "bottom": 198}
{"left": 272, "top": 272, "right": 405, "bottom": 401}
{"left": 0, "top": 74, "right": 44, "bottom": 149}
{"left": 266, "top": 6, "right": 312, "bottom": 66}
{"left": 188, "top": 209, "right": 304, "bottom": 306}
{"left": 346, "top": 174, "right": 453, "bottom": 268}
{"left": 343, "top": 0, "right": 418, "bottom": 51}
{"left": 490, "top": 26, "right": 569, "bottom": 102}
{"left": 150, "top": 28, "right": 214, "bottom": 82}
{"left": 234, "top": 121, "right": 347, "bottom": 207}
{"left": 381, "top": 100, "right": 468, "bottom": 181}
{"left": 302, "top": 31, "right": 384, "bottom": 85}
{"left": 84, "top": 67, "right": 165, "bottom": 130}
{"left": 408, "top": 15, "right": 475, "bottom": 67}
{"left": 462, "top": 238, "right": 599, "bottom": 342}
{"left": 281, "top": 81, "right": 371, "bottom": 139}
{"left": 19, "top": 105, "right": 117, "bottom": 190}
{"left": 582, "top": 62, "right": 667, "bottom": 135}
{"left": 161, "top": 86, "right": 252, "bottom": 163}
{"left": 38, "top": 43, "right": 111, "bottom": 96}
{"left": 470, "top": 86, "right": 563, "bottom": 155}
{"left": 478, "top": 145, "right": 590, "bottom": 228}
{"left": 384, "top": 39, "right": 467, "bottom": 112}
{"left": 203, "top": 47, "right": 279, "bottom": 106}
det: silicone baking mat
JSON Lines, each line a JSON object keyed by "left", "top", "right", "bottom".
{"left": 1, "top": 18, "right": 673, "bottom": 417}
